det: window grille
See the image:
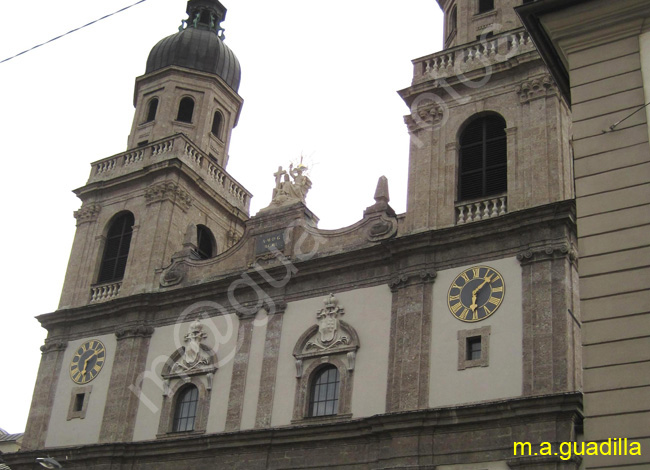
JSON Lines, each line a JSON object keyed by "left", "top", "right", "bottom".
{"left": 458, "top": 115, "right": 507, "bottom": 201}
{"left": 97, "top": 213, "right": 134, "bottom": 283}
{"left": 172, "top": 385, "right": 199, "bottom": 432}
{"left": 308, "top": 365, "right": 340, "bottom": 417}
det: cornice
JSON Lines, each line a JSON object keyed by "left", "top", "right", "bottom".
{"left": 38, "top": 201, "right": 576, "bottom": 338}
{"left": 3, "top": 392, "right": 582, "bottom": 467}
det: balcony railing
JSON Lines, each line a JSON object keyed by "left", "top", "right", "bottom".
{"left": 90, "top": 281, "right": 122, "bottom": 303}
{"left": 456, "top": 196, "right": 507, "bottom": 225}
{"left": 412, "top": 28, "right": 536, "bottom": 84}
{"left": 88, "top": 134, "right": 251, "bottom": 213}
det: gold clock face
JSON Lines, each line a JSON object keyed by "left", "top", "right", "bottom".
{"left": 448, "top": 266, "right": 505, "bottom": 322}
{"left": 70, "top": 340, "right": 106, "bottom": 384}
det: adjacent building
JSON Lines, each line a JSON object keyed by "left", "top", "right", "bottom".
{"left": 518, "top": 1, "right": 650, "bottom": 469}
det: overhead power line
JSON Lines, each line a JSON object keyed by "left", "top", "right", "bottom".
{"left": 0, "top": 0, "right": 150, "bottom": 65}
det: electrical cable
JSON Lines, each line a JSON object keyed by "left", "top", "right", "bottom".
{"left": 0, "top": 0, "right": 149, "bottom": 65}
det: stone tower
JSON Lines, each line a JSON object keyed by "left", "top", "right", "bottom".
{"left": 57, "top": 0, "right": 251, "bottom": 310}
{"left": 400, "top": 0, "right": 573, "bottom": 233}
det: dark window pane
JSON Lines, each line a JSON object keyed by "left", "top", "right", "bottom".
{"left": 459, "top": 115, "right": 507, "bottom": 201}
{"left": 97, "top": 213, "right": 134, "bottom": 284}
{"left": 467, "top": 337, "right": 482, "bottom": 360}
{"left": 173, "top": 385, "right": 199, "bottom": 432}
{"left": 211, "top": 111, "right": 222, "bottom": 137}
{"left": 196, "top": 225, "right": 214, "bottom": 259}
{"left": 177, "top": 97, "right": 195, "bottom": 123}
{"left": 308, "top": 365, "right": 340, "bottom": 417}
{"left": 479, "top": 0, "right": 494, "bottom": 13}
{"left": 146, "top": 98, "right": 158, "bottom": 122}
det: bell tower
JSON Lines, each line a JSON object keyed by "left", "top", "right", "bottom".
{"left": 58, "top": 0, "right": 251, "bottom": 309}
{"left": 400, "top": 0, "right": 573, "bottom": 233}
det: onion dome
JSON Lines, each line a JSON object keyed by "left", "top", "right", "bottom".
{"left": 145, "top": 0, "right": 241, "bottom": 92}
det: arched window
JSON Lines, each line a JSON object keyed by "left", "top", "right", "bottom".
{"left": 176, "top": 97, "right": 195, "bottom": 123}
{"left": 97, "top": 212, "right": 135, "bottom": 284}
{"left": 145, "top": 98, "right": 159, "bottom": 122}
{"left": 308, "top": 365, "right": 340, "bottom": 417}
{"left": 211, "top": 111, "right": 223, "bottom": 138}
{"left": 196, "top": 225, "right": 215, "bottom": 260}
{"left": 458, "top": 114, "right": 507, "bottom": 201}
{"left": 172, "top": 385, "right": 199, "bottom": 432}
{"left": 449, "top": 5, "right": 457, "bottom": 34}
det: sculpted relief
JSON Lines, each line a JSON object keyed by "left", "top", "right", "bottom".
{"left": 293, "top": 294, "right": 359, "bottom": 378}
{"left": 262, "top": 162, "right": 312, "bottom": 210}
{"left": 171, "top": 320, "right": 211, "bottom": 373}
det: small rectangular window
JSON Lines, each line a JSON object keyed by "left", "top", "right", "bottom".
{"left": 467, "top": 336, "right": 482, "bottom": 360}
{"left": 74, "top": 393, "right": 85, "bottom": 412}
{"left": 478, "top": 0, "right": 494, "bottom": 13}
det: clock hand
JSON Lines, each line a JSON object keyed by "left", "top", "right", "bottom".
{"left": 470, "top": 274, "right": 494, "bottom": 311}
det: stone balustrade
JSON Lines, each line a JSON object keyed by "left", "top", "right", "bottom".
{"left": 456, "top": 196, "right": 507, "bottom": 224}
{"left": 89, "top": 134, "right": 251, "bottom": 212}
{"left": 413, "top": 28, "right": 535, "bottom": 83}
{"left": 90, "top": 281, "right": 122, "bottom": 303}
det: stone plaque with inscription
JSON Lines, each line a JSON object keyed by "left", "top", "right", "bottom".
{"left": 255, "top": 231, "right": 285, "bottom": 255}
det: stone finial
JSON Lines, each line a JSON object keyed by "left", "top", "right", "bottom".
{"left": 374, "top": 176, "right": 390, "bottom": 204}
{"left": 364, "top": 176, "right": 395, "bottom": 217}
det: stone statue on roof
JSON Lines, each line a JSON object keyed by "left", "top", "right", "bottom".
{"left": 269, "top": 161, "right": 312, "bottom": 207}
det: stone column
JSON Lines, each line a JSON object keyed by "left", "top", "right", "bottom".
{"left": 99, "top": 325, "right": 154, "bottom": 443}
{"left": 255, "top": 303, "right": 286, "bottom": 428}
{"left": 386, "top": 270, "right": 436, "bottom": 412}
{"left": 225, "top": 315, "right": 255, "bottom": 431}
{"left": 21, "top": 340, "right": 68, "bottom": 450}
{"left": 519, "top": 243, "right": 581, "bottom": 395}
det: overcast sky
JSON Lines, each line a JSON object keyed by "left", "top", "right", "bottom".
{"left": 0, "top": 0, "right": 442, "bottom": 433}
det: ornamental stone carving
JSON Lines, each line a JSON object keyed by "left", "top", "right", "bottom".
{"left": 171, "top": 320, "right": 211, "bottom": 373}
{"left": 115, "top": 325, "right": 155, "bottom": 340}
{"left": 162, "top": 320, "right": 217, "bottom": 381}
{"left": 40, "top": 340, "right": 68, "bottom": 354}
{"left": 73, "top": 203, "right": 101, "bottom": 225}
{"left": 517, "top": 242, "right": 578, "bottom": 266}
{"left": 293, "top": 294, "right": 360, "bottom": 378}
{"left": 517, "top": 75, "right": 556, "bottom": 103}
{"left": 144, "top": 181, "right": 193, "bottom": 212}
{"left": 389, "top": 269, "right": 437, "bottom": 292}
{"left": 262, "top": 162, "right": 312, "bottom": 210}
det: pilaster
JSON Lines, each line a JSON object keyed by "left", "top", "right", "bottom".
{"left": 255, "top": 302, "right": 286, "bottom": 428}
{"left": 225, "top": 315, "right": 254, "bottom": 431}
{"left": 21, "top": 340, "right": 68, "bottom": 450}
{"left": 99, "top": 325, "right": 154, "bottom": 443}
{"left": 386, "top": 270, "right": 436, "bottom": 412}
{"left": 519, "top": 243, "right": 580, "bottom": 395}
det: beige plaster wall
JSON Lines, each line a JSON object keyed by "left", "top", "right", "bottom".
{"left": 271, "top": 285, "right": 392, "bottom": 426}
{"left": 132, "top": 313, "right": 239, "bottom": 441}
{"left": 430, "top": 257, "right": 523, "bottom": 407}
{"left": 45, "top": 334, "right": 117, "bottom": 448}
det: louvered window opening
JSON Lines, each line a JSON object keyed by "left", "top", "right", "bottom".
{"left": 211, "top": 111, "right": 222, "bottom": 137}
{"left": 172, "top": 385, "right": 199, "bottom": 432}
{"left": 309, "top": 365, "right": 340, "bottom": 417}
{"left": 479, "top": 0, "right": 494, "bottom": 13}
{"left": 146, "top": 98, "right": 158, "bottom": 122}
{"left": 459, "top": 115, "right": 507, "bottom": 201}
{"left": 97, "top": 213, "right": 134, "bottom": 284}
{"left": 177, "top": 97, "right": 194, "bottom": 123}
{"left": 196, "top": 225, "right": 214, "bottom": 260}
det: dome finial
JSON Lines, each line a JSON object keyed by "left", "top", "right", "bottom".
{"left": 183, "top": 0, "right": 227, "bottom": 37}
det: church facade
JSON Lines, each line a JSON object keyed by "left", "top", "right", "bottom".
{"left": 7, "top": 1, "right": 587, "bottom": 469}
